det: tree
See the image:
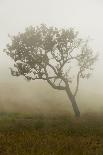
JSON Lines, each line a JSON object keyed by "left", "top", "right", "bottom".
{"left": 4, "top": 24, "right": 97, "bottom": 117}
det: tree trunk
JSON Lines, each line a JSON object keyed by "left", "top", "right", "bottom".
{"left": 65, "top": 84, "right": 80, "bottom": 117}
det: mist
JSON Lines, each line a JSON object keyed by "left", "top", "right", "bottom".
{"left": 0, "top": 0, "right": 103, "bottom": 115}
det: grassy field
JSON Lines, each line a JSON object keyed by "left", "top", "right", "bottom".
{"left": 0, "top": 112, "right": 103, "bottom": 155}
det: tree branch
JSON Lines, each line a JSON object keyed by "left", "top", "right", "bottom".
{"left": 24, "top": 75, "right": 58, "bottom": 81}
{"left": 59, "top": 56, "right": 78, "bottom": 71}
{"left": 43, "top": 66, "right": 66, "bottom": 90}
{"left": 74, "top": 71, "right": 80, "bottom": 97}
{"left": 47, "top": 63, "right": 58, "bottom": 75}
{"left": 47, "top": 79, "right": 65, "bottom": 90}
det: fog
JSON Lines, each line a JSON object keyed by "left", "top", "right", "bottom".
{"left": 0, "top": 0, "right": 103, "bottom": 115}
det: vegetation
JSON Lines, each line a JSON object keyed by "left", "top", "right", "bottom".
{"left": 4, "top": 24, "right": 97, "bottom": 116}
{"left": 0, "top": 112, "right": 103, "bottom": 155}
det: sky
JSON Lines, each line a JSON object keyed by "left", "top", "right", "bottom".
{"left": 0, "top": 0, "right": 103, "bottom": 113}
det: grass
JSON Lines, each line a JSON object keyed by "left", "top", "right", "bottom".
{"left": 0, "top": 112, "right": 103, "bottom": 154}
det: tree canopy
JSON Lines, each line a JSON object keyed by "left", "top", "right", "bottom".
{"left": 4, "top": 24, "right": 97, "bottom": 116}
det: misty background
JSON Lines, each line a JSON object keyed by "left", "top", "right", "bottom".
{"left": 0, "top": 0, "right": 103, "bottom": 115}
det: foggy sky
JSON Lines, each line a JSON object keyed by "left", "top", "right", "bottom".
{"left": 0, "top": 0, "right": 103, "bottom": 114}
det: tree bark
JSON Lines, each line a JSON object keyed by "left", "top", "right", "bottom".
{"left": 65, "top": 84, "right": 80, "bottom": 117}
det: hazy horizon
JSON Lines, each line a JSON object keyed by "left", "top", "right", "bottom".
{"left": 0, "top": 0, "right": 103, "bottom": 114}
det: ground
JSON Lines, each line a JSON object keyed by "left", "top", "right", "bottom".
{"left": 0, "top": 112, "right": 103, "bottom": 155}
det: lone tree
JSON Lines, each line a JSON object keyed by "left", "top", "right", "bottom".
{"left": 4, "top": 24, "right": 97, "bottom": 117}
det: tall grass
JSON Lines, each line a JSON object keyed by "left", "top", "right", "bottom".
{"left": 0, "top": 112, "right": 103, "bottom": 155}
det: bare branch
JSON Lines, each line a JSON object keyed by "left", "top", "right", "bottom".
{"left": 59, "top": 56, "right": 79, "bottom": 71}
{"left": 46, "top": 63, "right": 58, "bottom": 75}
{"left": 43, "top": 65, "right": 66, "bottom": 90}
{"left": 47, "top": 79, "right": 65, "bottom": 90}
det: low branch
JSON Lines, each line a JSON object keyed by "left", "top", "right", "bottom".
{"left": 47, "top": 79, "right": 65, "bottom": 90}
{"left": 25, "top": 75, "right": 58, "bottom": 81}
{"left": 43, "top": 66, "right": 66, "bottom": 90}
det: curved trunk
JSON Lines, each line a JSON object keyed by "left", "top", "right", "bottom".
{"left": 65, "top": 85, "right": 80, "bottom": 117}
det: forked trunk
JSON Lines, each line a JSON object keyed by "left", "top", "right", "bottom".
{"left": 65, "top": 85, "right": 80, "bottom": 117}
